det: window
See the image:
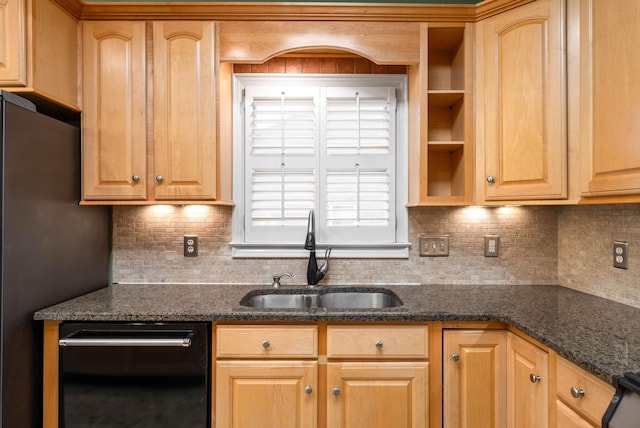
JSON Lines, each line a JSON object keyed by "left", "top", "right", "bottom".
{"left": 231, "top": 75, "right": 409, "bottom": 258}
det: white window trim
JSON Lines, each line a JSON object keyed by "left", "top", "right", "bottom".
{"left": 231, "top": 74, "right": 409, "bottom": 259}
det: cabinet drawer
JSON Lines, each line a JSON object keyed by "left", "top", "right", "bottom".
{"left": 556, "top": 400, "right": 596, "bottom": 428}
{"left": 556, "top": 356, "right": 614, "bottom": 425}
{"left": 216, "top": 325, "right": 318, "bottom": 358}
{"left": 327, "top": 325, "right": 428, "bottom": 359}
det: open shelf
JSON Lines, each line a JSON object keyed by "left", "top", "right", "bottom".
{"left": 425, "top": 26, "right": 467, "bottom": 199}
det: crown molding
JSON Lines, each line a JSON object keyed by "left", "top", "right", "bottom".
{"left": 53, "top": 0, "right": 533, "bottom": 22}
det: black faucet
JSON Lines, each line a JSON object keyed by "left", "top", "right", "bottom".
{"left": 304, "top": 210, "right": 331, "bottom": 286}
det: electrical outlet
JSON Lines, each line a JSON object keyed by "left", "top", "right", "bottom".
{"left": 419, "top": 235, "right": 449, "bottom": 257}
{"left": 613, "top": 241, "right": 628, "bottom": 269}
{"left": 484, "top": 235, "right": 499, "bottom": 257}
{"left": 184, "top": 235, "right": 198, "bottom": 257}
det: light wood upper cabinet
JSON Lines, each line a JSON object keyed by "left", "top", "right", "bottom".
{"left": 476, "top": 0, "right": 567, "bottom": 201}
{"left": 580, "top": 0, "right": 640, "bottom": 197}
{"left": 153, "top": 21, "right": 218, "bottom": 200}
{"left": 506, "top": 333, "right": 549, "bottom": 428}
{"left": 0, "top": 0, "right": 78, "bottom": 109}
{"left": 81, "top": 21, "right": 147, "bottom": 201}
{"left": 82, "top": 20, "right": 222, "bottom": 203}
{"left": 443, "top": 329, "right": 507, "bottom": 428}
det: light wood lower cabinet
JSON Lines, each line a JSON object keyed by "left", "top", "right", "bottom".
{"left": 507, "top": 332, "right": 549, "bottom": 428}
{"left": 214, "top": 324, "right": 429, "bottom": 428}
{"left": 216, "top": 360, "right": 318, "bottom": 428}
{"left": 556, "top": 400, "right": 596, "bottom": 428}
{"left": 443, "top": 329, "right": 507, "bottom": 428}
{"left": 215, "top": 325, "right": 319, "bottom": 428}
{"left": 327, "top": 362, "right": 428, "bottom": 428}
{"left": 555, "top": 355, "right": 615, "bottom": 427}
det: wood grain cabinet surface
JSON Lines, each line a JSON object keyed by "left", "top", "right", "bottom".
{"left": 506, "top": 332, "right": 549, "bottom": 428}
{"left": 0, "top": 0, "right": 78, "bottom": 109}
{"left": 215, "top": 325, "right": 319, "bottom": 428}
{"left": 555, "top": 355, "right": 615, "bottom": 427}
{"left": 443, "top": 329, "right": 507, "bottom": 428}
{"left": 82, "top": 21, "right": 219, "bottom": 203}
{"left": 326, "top": 325, "right": 429, "bottom": 428}
{"left": 476, "top": 0, "right": 567, "bottom": 202}
{"left": 81, "top": 21, "right": 147, "bottom": 201}
{"left": 579, "top": 0, "right": 640, "bottom": 197}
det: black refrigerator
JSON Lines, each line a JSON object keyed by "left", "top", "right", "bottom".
{"left": 0, "top": 91, "right": 109, "bottom": 427}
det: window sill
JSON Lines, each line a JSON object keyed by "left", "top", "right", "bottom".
{"left": 230, "top": 243, "right": 410, "bottom": 259}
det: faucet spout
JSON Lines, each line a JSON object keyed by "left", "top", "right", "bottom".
{"left": 304, "top": 210, "right": 331, "bottom": 286}
{"left": 304, "top": 210, "right": 315, "bottom": 251}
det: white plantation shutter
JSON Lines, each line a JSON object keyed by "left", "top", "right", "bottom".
{"left": 321, "top": 87, "right": 396, "bottom": 243}
{"left": 234, "top": 75, "right": 408, "bottom": 257}
{"left": 244, "top": 86, "right": 318, "bottom": 243}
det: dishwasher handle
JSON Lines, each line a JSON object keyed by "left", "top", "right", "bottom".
{"left": 58, "top": 328, "right": 195, "bottom": 348}
{"left": 59, "top": 337, "right": 192, "bottom": 347}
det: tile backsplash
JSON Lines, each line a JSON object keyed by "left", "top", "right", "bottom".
{"left": 558, "top": 204, "right": 640, "bottom": 308}
{"left": 112, "top": 205, "right": 559, "bottom": 287}
{"left": 112, "top": 204, "right": 640, "bottom": 308}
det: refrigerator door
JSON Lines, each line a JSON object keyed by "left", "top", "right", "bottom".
{"left": 0, "top": 91, "right": 109, "bottom": 427}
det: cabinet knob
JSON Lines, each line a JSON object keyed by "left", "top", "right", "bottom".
{"left": 375, "top": 340, "right": 383, "bottom": 350}
{"left": 451, "top": 353, "right": 460, "bottom": 362}
{"left": 262, "top": 340, "right": 270, "bottom": 349}
{"left": 131, "top": 175, "right": 140, "bottom": 183}
{"left": 487, "top": 175, "right": 495, "bottom": 183}
{"left": 304, "top": 385, "right": 313, "bottom": 395}
{"left": 570, "top": 386, "right": 585, "bottom": 398}
{"left": 332, "top": 387, "right": 341, "bottom": 396}
{"left": 529, "top": 374, "right": 541, "bottom": 383}
{"left": 156, "top": 175, "right": 164, "bottom": 183}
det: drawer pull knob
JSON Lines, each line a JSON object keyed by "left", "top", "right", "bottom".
{"left": 375, "top": 340, "right": 383, "bottom": 350}
{"left": 529, "top": 374, "right": 541, "bottom": 383}
{"left": 156, "top": 175, "right": 164, "bottom": 183}
{"left": 132, "top": 175, "right": 140, "bottom": 183}
{"left": 332, "top": 387, "right": 341, "bottom": 396}
{"left": 304, "top": 385, "right": 313, "bottom": 395}
{"left": 262, "top": 340, "right": 270, "bottom": 349}
{"left": 451, "top": 353, "right": 460, "bottom": 362}
{"left": 487, "top": 175, "right": 495, "bottom": 183}
{"left": 570, "top": 386, "right": 585, "bottom": 398}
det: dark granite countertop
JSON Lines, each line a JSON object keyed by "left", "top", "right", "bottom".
{"left": 34, "top": 283, "right": 640, "bottom": 385}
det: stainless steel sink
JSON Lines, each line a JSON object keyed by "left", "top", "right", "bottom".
{"left": 239, "top": 288, "right": 403, "bottom": 310}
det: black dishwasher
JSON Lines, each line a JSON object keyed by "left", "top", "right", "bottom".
{"left": 58, "top": 322, "right": 210, "bottom": 428}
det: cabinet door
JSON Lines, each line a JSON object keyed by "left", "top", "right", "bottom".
{"left": 327, "top": 362, "right": 428, "bottom": 428}
{"left": 443, "top": 329, "right": 507, "bottom": 428}
{"left": 507, "top": 333, "right": 549, "bottom": 428}
{"left": 82, "top": 21, "right": 147, "bottom": 200}
{"left": 153, "top": 21, "right": 217, "bottom": 200}
{"left": 0, "top": 0, "right": 25, "bottom": 85}
{"left": 216, "top": 360, "right": 317, "bottom": 428}
{"left": 580, "top": 0, "right": 640, "bottom": 196}
{"left": 479, "top": 0, "right": 567, "bottom": 200}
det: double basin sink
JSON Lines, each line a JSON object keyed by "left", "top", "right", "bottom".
{"left": 240, "top": 287, "right": 403, "bottom": 310}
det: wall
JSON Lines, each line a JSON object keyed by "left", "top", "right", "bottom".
{"left": 112, "top": 205, "right": 559, "bottom": 286}
{"left": 558, "top": 204, "right": 640, "bottom": 308}
{"left": 113, "top": 204, "right": 640, "bottom": 308}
